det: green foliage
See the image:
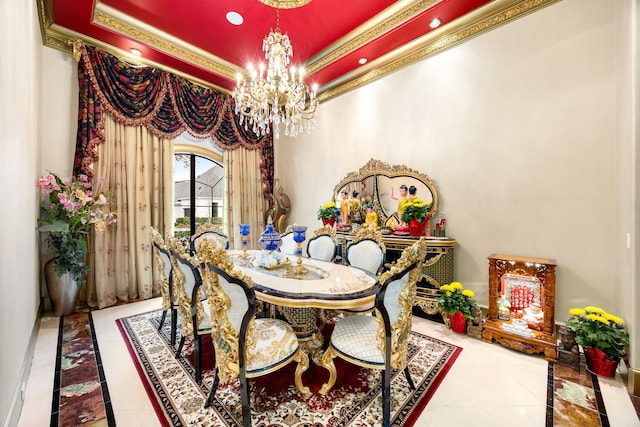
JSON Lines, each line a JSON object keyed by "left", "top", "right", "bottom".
{"left": 37, "top": 172, "right": 116, "bottom": 284}
{"left": 175, "top": 217, "right": 222, "bottom": 226}
{"left": 47, "top": 232, "right": 89, "bottom": 284}
{"left": 438, "top": 282, "right": 477, "bottom": 320}
{"left": 401, "top": 200, "right": 431, "bottom": 223}
{"left": 566, "top": 306, "right": 629, "bottom": 360}
{"left": 317, "top": 202, "right": 339, "bottom": 220}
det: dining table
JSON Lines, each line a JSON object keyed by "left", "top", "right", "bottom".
{"left": 228, "top": 249, "right": 378, "bottom": 366}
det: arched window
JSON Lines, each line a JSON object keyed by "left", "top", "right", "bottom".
{"left": 174, "top": 134, "right": 224, "bottom": 239}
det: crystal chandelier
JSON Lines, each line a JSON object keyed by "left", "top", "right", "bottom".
{"left": 232, "top": 11, "right": 318, "bottom": 139}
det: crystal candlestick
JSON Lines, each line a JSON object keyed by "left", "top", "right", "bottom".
{"left": 290, "top": 225, "right": 308, "bottom": 276}
{"left": 239, "top": 223, "right": 251, "bottom": 262}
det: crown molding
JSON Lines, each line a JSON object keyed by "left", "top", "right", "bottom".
{"left": 37, "top": 0, "right": 561, "bottom": 102}
{"left": 318, "top": 0, "right": 562, "bottom": 102}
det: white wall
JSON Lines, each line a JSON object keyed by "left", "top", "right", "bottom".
{"left": 0, "top": 2, "right": 43, "bottom": 425}
{"left": 276, "top": 0, "right": 622, "bottom": 320}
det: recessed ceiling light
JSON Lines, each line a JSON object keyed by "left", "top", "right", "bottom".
{"left": 130, "top": 48, "right": 142, "bottom": 56}
{"left": 226, "top": 11, "right": 244, "bottom": 25}
{"left": 429, "top": 18, "right": 441, "bottom": 29}
{"left": 358, "top": 57, "right": 368, "bottom": 65}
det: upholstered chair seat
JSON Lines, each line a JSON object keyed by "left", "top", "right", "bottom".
{"left": 246, "top": 318, "right": 299, "bottom": 372}
{"left": 329, "top": 315, "right": 385, "bottom": 364}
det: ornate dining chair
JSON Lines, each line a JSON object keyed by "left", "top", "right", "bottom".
{"left": 335, "top": 226, "right": 387, "bottom": 316}
{"left": 197, "top": 240, "right": 310, "bottom": 427}
{"left": 150, "top": 227, "right": 179, "bottom": 347}
{"left": 171, "top": 246, "right": 211, "bottom": 384}
{"left": 279, "top": 225, "right": 297, "bottom": 255}
{"left": 190, "top": 222, "right": 229, "bottom": 255}
{"left": 319, "top": 238, "right": 429, "bottom": 427}
{"left": 306, "top": 225, "right": 337, "bottom": 262}
{"left": 346, "top": 226, "right": 387, "bottom": 275}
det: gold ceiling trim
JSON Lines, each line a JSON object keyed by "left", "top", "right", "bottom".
{"left": 36, "top": 0, "right": 561, "bottom": 104}
{"left": 37, "top": 0, "right": 69, "bottom": 51}
{"left": 306, "top": 0, "right": 443, "bottom": 75}
{"left": 37, "top": 7, "right": 229, "bottom": 94}
{"left": 318, "top": 0, "right": 562, "bottom": 102}
{"left": 93, "top": 2, "right": 241, "bottom": 81}
{"left": 258, "top": 0, "right": 313, "bottom": 9}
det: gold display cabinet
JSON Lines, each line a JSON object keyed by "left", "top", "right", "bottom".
{"left": 482, "top": 254, "right": 557, "bottom": 362}
{"left": 336, "top": 232, "right": 455, "bottom": 314}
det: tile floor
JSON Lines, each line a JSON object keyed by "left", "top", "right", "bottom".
{"left": 17, "top": 298, "right": 640, "bottom": 426}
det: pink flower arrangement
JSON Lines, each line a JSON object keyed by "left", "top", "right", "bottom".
{"left": 37, "top": 172, "right": 115, "bottom": 234}
{"left": 37, "top": 172, "right": 116, "bottom": 281}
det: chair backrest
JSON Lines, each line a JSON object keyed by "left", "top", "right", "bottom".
{"left": 280, "top": 225, "right": 297, "bottom": 256}
{"left": 151, "top": 227, "right": 174, "bottom": 309}
{"left": 190, "top": 222, "right": 229, "bottom": 254}
{"left": 374, "top": 238, "right": 428, "bottom": 370}
{"left": 346, "top": 227, "right": 387, "bottom": 275}
{"left": 171, "top": 248, "right": 206, "bottom": 337}
{"left": 197, "top": 239, "right": 256, "bottom": 383}
{"left": 306, "top": 225, "right": 337, "bottom": 262}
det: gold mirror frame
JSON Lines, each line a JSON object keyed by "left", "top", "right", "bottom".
{"left": 333, "top": 159, "right": 438, "bottom": 226}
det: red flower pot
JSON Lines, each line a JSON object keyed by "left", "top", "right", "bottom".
{"left": 450, "top": 311, "right": 468, "bottom": 334}
{"left": 322, "top": 218, "right": 336, "bottom": 227}
{"left": 408, "top": 218, "right": 425, "bottom": 237}
{"left": 584, "top": 347, "right": 620, "bottom": 377}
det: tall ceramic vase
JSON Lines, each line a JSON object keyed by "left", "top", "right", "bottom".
{"left": 44, "top": 259, "right": 81, "bottom": 317}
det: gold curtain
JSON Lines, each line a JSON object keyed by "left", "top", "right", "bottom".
{"left": 224, "top": 149, "right": 266, "bottom": 249}
{"left": 86, "top": 114, "right": 173, "bottom": 308}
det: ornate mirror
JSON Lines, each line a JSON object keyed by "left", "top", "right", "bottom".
{"left": 333, "top": 159, "right": 438, "bottom": 228}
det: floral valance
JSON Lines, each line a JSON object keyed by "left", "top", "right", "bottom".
{"left": 74, "top": 44, "right": 273, "bottom": 195}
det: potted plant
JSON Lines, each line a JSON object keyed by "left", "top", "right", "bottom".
{"left": 438, "top": 282, "right": 477, "bottom": 333}
{"left": 317, "top": 201, "right": 339, "bottom": 227}
{"left": 401, "top": 200, "right": 431, "bottom": 237}
{"left": 37, "top": 172, "right": 116, "bottom": 316}
{"left": 565, "top": 306, "right": 629, "bottom": 377}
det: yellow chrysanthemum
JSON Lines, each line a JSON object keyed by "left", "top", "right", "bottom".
{"left": 462, "top": 289, "right": 475, "bottom": 298}
{"left": 322, "top": 202, "right": 336, "bottom": 209}
{"left": 449, "top": 282, "right": 463, "bottom": 290}
{"left": 603, "top": 313, "right": 624, "bottom": 324}
{"left": 586, "top": 314, "right": 609, "bottom": 325}
{"left": 584, "top": 306, "right": 605, "bottom": 314}
{"left": 440, "top": 284, "right": 452, "bottom": 292}
{"left": 569, "top": 308, "right": 585, "bottom": 316}
{"left": 446, "top": 291, "right": 452, "bottom": 297}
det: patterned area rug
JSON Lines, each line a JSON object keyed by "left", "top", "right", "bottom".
{"left": 117, "top": 310, "right": 461, "bottom": 427}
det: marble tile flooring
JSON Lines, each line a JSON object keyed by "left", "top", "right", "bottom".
{"left": 17, "top": 298, "right": 640, "bottom": 426}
